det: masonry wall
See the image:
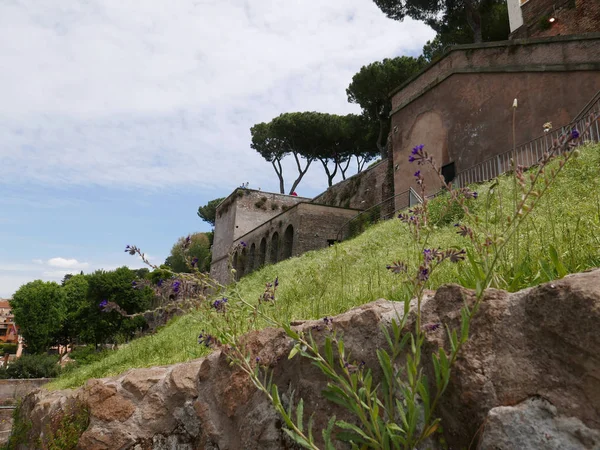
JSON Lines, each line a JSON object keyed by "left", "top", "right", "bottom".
{"left": 210, "top": 190, "right": 311, "bottom": 283}
{"left": 312, "top": 159, "right": 392, "bottom": 210}
{"left": 389, "top": 34, "right": 600, "bottom": 199}
{"left": 511, "top": 0, "right": 600, "bottom": 39}
{"left": 211, "top": 202, "right": 360, "bottom": 284}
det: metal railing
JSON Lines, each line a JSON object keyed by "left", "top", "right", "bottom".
{"left": 336, "top": 188, "right": 422, "bottom": 241}
{"left": 336, "top": 90, "right": 600, "bottom": 242}
{"left": 453, "top": 93, "right": 600, "bottom": 188}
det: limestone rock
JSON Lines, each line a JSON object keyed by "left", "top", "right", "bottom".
{"left": 479, "top": 397, "right": 600, "bottom": 449}
{"left": 14, "top": 269, "right": 600, "bottom": 449}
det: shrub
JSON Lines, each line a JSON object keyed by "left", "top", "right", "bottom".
{"left": 0, "top": 344, "right": 18, "bottom": 355}
{"left": 2, "top": 354, "right": 61, "bottom": 379}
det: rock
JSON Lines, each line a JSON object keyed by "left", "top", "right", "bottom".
{"left": 479, "top": 397, "right": 600, "bottom": 449}
{"left": 13, "top": 269, "right": 600, "bottom": 449}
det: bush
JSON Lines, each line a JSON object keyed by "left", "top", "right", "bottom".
{"left": 0, "top": 354, "right": 61, "bottom": 379}
{"left": 0, "top": 344, "right": 18, "bottom": 355}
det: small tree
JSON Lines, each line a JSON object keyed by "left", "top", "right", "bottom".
{"left": 11, "top": 280, "right": 66, "bottom": 354}
{"left": 346, "top": 56, "right": 425, "bottom": 156}
{"left": 197, "top": 197, "right": 225, "bottom": 227}
{"left": 165, "top": 233, "right": 212, "bottom": 273}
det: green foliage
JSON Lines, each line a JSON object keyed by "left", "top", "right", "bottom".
{"left": 373, "top": 0, "right": 509, "bottom": 44}
{"left": 197, "top": 197, "right": 225, "bottom": 227}
{"left": 165, "top": 232, "right": 212, "bottom": 273}
{"left": 0, "top": 354, "right": 61, "bottom": 379}
{"left": 79, "top": 267, "right": 152, "bottom": 346}
{"left": 421, "top": 0, "right": 510, "bottom": 61}
{"left": 346, "top": 57, "right": 425, "bottom": 153}
{"left": 11, "top": 280, "right": 66, "bottom": 354}
{"left": 0, "top": 344, "right": 17, "bottom": 355}
{"left": 44, "top": 400, "right": 89, "bottom": 450}
{"left": 1, "top": 401, "right": 32, "bottom": 450}
{"left": 51, "top": 143, "right": 600, "bottom": 390}
{"left": 58, "top": 274, "right": 89, "bottom": 346}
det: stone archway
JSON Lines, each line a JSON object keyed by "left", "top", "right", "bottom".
{"left": 283, "top": 225, "right": 293, "bottom": 260}
{"left": 270, "top": 232, "right": 279, "bottom": 264}
{"left": 258, "top": 238, "right": 267, "bottom": 268}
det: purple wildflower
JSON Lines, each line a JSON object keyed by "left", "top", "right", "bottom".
{"left": 418, "top": 267, "right": 430, "bottom": 282}
{"left": 386, "top": 261, "right": 407, "bottom": 274}
{"left": 212, "top": 297, "right": 228, "bottom": 312}
{"left": 571, "top": 129, "right": 580, "bottom": 139}
{"left": 172, "top": 280, "right": 181, "bottom": 293}
{"left": 157, "top": 279, "right": 163, "bottom": 287}
{"left": 99, "top": 299, "right": 108, "bottom": 309}
{"left": 414, "top": 170, "right": 421, "bottom": 178}
{"left": 198, "top": 331, "right": 216, "bottom": 347}
{"left": 191, "top": 257, "right": 199, "bottom": 267}
{"left": 240, "top": 241, "right": 247, "bottom": 248}
{"left": 408, "top": 155, "right": 416, "bottom": 163}
{"left": 274, "top": 277, "right": 279, "bottom": 288}
{"left": 423, "top": 323, "right": 441, "bottom": 332}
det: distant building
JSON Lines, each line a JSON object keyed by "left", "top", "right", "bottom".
{"left": 0, "top": 300, "right": 19, "bottom": 345}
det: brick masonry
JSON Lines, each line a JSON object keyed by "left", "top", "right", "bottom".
{"left": 511, "top": 0, "right": 600, "bottom": 39}
{"left": 390, "top": 33, "right": 600, "bottom": 199}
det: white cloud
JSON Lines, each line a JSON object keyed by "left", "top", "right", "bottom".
{"left": 0, "top": 0, "right": 434, "bottom": 193}
{"left": 47, "top": 257, "right": 90, "bottom": 269}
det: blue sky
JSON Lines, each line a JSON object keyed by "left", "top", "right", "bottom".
{"left": 0, "top": 0, "right": 434, "bottom": 297}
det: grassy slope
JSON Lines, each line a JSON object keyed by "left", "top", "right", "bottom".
{"left": 51, "top": 143, "right": 600, "bottom": 389}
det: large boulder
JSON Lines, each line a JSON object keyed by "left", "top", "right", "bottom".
{"left": 15, "top": 269, "right": 600, "bottom": 449}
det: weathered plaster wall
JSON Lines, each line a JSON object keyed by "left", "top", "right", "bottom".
{"left": 312, "top": 159, "right": 392, "bottom": 211}
{"left": 511, "top": 0, "right": 600, "bottom": 39}
{"left": 210, "top": 203, "right": 359, "bottom": 283}
{"left": 390, "top": 34, "right": 600, "bottom": 198}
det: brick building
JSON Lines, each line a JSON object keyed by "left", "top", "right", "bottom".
{"left": 389, "top": 33, "right": 600, "bottom": 199}
{"left": 0, "top": 300, "right": 19, "bottom": 345}
{"left": 507, "top": 0, "right": 600, "bottom": 39}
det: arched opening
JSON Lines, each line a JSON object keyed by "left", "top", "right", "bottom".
{"left": 239, "top": 248, "right": 247, "bottom": 278}
{"left": 232, "top": 252, "right": 238, "bottom": 280}
{"left": 283, "top": 225, "right": 294, "bottom": 260}
{"left": 258, "top": 238, "right": 267, "bottom": 268}
{"left": 270, "top": 232, "right": 279, "bottom": 264}
{"left": 248, "top": 243, "right": 256, "bottom": 273}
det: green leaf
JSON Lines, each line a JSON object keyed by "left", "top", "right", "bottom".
{"left": 324, "top": 336, "right": 334, "bottom": 366}
{"left": 296, "top": 398, "right": 304, "bottom": 433}
{"left": 323, "top": 416, "right": 336, "bottom": 450}
{"left": 289, "top": 344, "right": 300, "bottom": 360}
{"left": 282, "top": 428, "right": 312, "bottom": 448}
{"left": 336, "top": 420, "right": 374, "bottom": 444}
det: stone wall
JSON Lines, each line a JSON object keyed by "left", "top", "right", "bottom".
{"left": 210, "top": 189, "right": 309, "bottom": 282}
{"left": 389, "top": 34, "right": 600, "bottom": 197}
{"left": 0, "top": 378, "right": 51, "bottom": 402}
{"left": 312, "top": 159, "right": 392, "bottom": 210}
{"left": 210, "top": 202, "right": 359, "bottom": 283}
{"left": 511, "top": 0, "right": 600, "bottom": 39}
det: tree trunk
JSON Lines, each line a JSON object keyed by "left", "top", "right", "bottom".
{"left": 339, "top": 158, "right": 351, "bottom": 179}
{"left": 288, "top": 153, "right": 313, "bottom": 195}
{"left": 271, "top": 159, "right": 285, "bottom": 194}
{"left": 465, "top": 0, "right": 483, "bottom": 43}
{"left": 319, "top": 158, "right": 338, "bottom": 187}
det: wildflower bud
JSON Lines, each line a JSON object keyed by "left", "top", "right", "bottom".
{"left": 512, "top": 98, "right": 518, "bottom": 108}
{"left": 573, "top": 149, "right": 581, "bottom": 158}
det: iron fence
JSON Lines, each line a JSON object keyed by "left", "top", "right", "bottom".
{"left": 336, "top": 188, "right": 423, "bottom": 241}
{"left": 453, "top": 93, "right": 600, "bottom": 188}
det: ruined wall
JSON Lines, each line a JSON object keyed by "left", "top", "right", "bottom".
{"left": 390, "top": 34, "right": 600, "bottom": 198}
{"left": 210, "top": 190, "right": 308, "bottom": 282}
{"left": 210, "top": 203, "right": 359, "bottom": 283}
{"left": 511, "top": 0, "right": 600, "bottom": 39}
{"left": 312, "top": 159, "right": 391, "bottom": 210}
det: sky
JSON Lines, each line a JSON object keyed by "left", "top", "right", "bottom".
{"left": 0, "top": 0, "right": 435, "bottom": 298}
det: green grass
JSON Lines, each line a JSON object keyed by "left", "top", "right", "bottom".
{"left": 49, "top": 143, "right": 600, "bottom": 390}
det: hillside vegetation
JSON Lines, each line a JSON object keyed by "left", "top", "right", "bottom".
{"left": 51, "top": 143, "right": 600, "bottom": 389}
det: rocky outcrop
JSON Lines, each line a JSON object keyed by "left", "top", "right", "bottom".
{"left": 16, "top": 269, "right": 600, "bottom": 449}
